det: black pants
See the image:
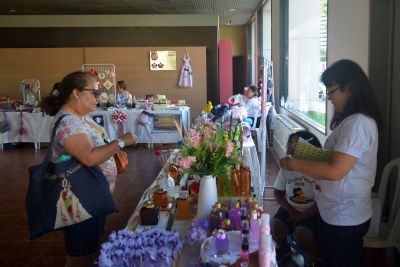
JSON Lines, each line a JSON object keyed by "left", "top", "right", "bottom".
{"left": 320, "top": 219, "right": 370, "bottom": 267}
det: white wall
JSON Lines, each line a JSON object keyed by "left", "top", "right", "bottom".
{"left": 272, "top": 0, "right": 371, "bottom": 143}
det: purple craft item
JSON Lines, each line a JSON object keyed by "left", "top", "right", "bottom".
{"left": 19, "top": 111, "right": 27, "bottom": 135}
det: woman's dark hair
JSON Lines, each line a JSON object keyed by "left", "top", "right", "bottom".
{"left": 145, "top": 94, "right": 155, "bottom": 100}
{"left": 247, "top": 85, "right": 258, "bottom": 97}
{"left": 40, "top": 71, "right": 95, "bottom": 116}
{"left": 287, "top": 130, "right": 322, "bottom": 154}
{"left": 321, "top": 59, "right": 383, "bottom": 130}
{"left": 117, "top": 80, "right": 127, "bottom": 90}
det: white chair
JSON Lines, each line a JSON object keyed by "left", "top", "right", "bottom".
{"left": 363, "top": 158, "right": 400, "bottom": 252}
{"left": 250, "top": 103, "right": 272, "bottom": 153}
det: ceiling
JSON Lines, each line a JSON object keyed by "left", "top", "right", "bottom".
{"left": 0, "top": 0, "right": 264, "bottom": 26}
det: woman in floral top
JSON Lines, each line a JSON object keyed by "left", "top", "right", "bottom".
{"left": 41, "top": 71, "right": 137, "bottom": 267}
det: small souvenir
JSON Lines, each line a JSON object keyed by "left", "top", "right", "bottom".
{"left": 151, "top": 63, "right": 158, "bottom": 69}
{"left": 158, "top": 62, "right": 164, "bottom": 68}
{"left": 98, "top": 72, "right": 106, "bottom": 80}
{"left": 151, "top": 51, "right": 159, "bottom": 61}
{"left": 104, "top": 69, "right": 110, "bottom": 75}
{"left": 108, "top": 94, "right": 115, "bottom": 103}
{"left": 103, "top": 80, "right": 113, "bottom": 90}
{"left": 99, "top": 93, "right": 108, "bottom": 103}
{"left": 140, "top": 201, "right": 160, "bottom": 226}
{"left": 108, "top": 72, "right": 116, "bottom": 78}
{"left": 153, "top": 188, "right": 170, "bottom": 210}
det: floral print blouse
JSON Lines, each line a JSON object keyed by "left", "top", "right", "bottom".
{"left": 51, "top": 110, "right": 117, "bottom": 193}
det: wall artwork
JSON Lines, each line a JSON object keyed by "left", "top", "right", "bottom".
{"left": 149, "top": 51, "right": 176, "bottom": 71}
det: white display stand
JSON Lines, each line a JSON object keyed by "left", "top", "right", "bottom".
{"left": 82, "top": 64, "right": 116, "bottom": 106}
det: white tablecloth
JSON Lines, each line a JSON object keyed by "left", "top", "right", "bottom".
{"left": 0, "top": 112, "right": 52, "bottom": 146}
{"left": 0, "top": 107, "right": 190, "bottom": 147}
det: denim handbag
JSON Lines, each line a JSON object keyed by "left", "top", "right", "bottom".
{"left": 26, "top": 114, "right": 118, "bottom": 240}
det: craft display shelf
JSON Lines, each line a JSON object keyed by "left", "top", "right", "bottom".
{"left": 82, "top": 64, "right": 116, "bottom": 106}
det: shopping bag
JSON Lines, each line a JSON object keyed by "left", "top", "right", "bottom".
{"left": 26, "top": 115, "right": 117, "bottom": 240}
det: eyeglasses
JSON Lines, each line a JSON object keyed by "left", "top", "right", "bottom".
{"left": 81, "top": 88, "right": 101, "bottom": 97}
{"left": 326, "top": 86, "right": 340, "bottom": 98}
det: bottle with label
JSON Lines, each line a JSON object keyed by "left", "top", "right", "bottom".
{"left": 176, "top": 190, "right": 191, "bottom": 220}
{"left": 229, "top": 201, "right": 242, "bottom": 230}
{"left": 209, "top": 204, "right": 224, "bottom": 232}
{"left": 240, "top": 234, "right": 250, "bottom": 266}
{"left": 240, "top": 166, "right": 251, "bottom": 196}
{"left": 249, "top": 210, "right": 260, "bottom": 251}
{"left": 223, "top": 211, "right": 234, "bottom": 231}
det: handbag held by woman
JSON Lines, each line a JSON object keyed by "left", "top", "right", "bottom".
{"left": 26, "top": 115, "right": 118, "bottom": 240}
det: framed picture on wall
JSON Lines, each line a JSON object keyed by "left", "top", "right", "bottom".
{"left": 149, "top": 51, "right": 176, "bottom": 70}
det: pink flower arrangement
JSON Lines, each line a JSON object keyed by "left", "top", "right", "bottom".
{"left": 177, "top": 120, "right": 240, "bottom": 177}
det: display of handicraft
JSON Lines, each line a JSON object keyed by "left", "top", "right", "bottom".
{"left": 82, "top": 64, "right": 116, "bottom": 107}
{"left": 20, "top": 79, "right": 40, "bottom": 107}
{"left": 111, "top": 110, "right": 127, "bottom": 136}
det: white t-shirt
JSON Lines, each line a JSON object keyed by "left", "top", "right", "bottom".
{"left": 245, "top": 97, "right": 261, "bottom": 118}
{"left": 315, "top": 113, "right": 378, "bottom": 226}
{"left": 273, "top": 169, "right": 316, "bottom": 212}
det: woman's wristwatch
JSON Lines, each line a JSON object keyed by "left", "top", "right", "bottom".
{"left": 117, "top": 138, "right": 125, "bottom": 149}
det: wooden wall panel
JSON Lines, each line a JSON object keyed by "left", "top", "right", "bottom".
{"left": 84, "top": 47, "right": 207, "bottom": 117}
{"left": 0, "top": 26, "right": 219, "bottom": 104}
{"left": 0, "top": 48, "right": 84, "bottom": 99}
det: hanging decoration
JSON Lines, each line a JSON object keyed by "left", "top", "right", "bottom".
{"left": 19, "top": 111, "right": 28, "bottom": 135}
{"left": 178, "top": 50, "right": 193, "bottom": 88}
{"left": 111, "top": 110, "right": 127, "bottom": 137}
{"left": 83, "top": 64, "right": 116, "bottom": 108}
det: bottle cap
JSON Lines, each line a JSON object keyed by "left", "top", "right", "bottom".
{"left": 234, "top": 201, "right": 241, "bottom": 208}
{"left": 144, "top": 201, "right": 155, "bottom": 209}
{"left": 215, "top": 202, "right": 222, "bottom": 209}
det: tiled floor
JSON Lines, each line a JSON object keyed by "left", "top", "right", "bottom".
{"left": 0, "top": 144, "right": 280, "bottom": 267}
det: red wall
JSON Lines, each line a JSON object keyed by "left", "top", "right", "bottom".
{"left": 219, "top": 40, "right": 233, "bottom": 103}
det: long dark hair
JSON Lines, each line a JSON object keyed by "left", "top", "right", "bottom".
{"left": 287, "top": 131, "right": 322, "bottom": 154}
{"left": 40, "top": 71, "right": 95, "bottom": 116}
{"left": 321, "top": 59, "right": 383, "bottom": 130}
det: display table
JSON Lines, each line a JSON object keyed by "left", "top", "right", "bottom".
{"left": 0, "top": 112, "right": 52, "bottom": 150}
{"left": 125, "top": 144, "right": 264, "bottom": 266}
{"left": 0, "top": 107, "right": 190, "bottom": 149}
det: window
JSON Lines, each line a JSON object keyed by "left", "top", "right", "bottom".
{"left": 247, "top": 19, "right": 256, "bottom": 85}
{"left": 262, "top": 1, "right": 272, "bottom": 62}
{"left": 281, "top": 0, "right": 328, "bottom": 132}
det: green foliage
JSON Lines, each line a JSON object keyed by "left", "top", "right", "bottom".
{"left": 304, "top": 110, "right": 326, "bottom": 126}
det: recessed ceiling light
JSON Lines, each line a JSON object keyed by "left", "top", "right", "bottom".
{"left": 228, "top": 8, "right": 236, "bottom": 12}
{"left": 9, "top": 9, "right": 16, "bottom": 13}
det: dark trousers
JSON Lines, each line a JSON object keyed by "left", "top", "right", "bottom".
{"left": 320, "top": 219, "right": 370, "bottom": 267}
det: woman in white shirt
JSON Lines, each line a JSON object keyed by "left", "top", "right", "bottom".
{"left": 244, "top": 85, "right": 261, "bottom": 127}
{"left": 280, "top": 59, "right": 383, "bottom": 267}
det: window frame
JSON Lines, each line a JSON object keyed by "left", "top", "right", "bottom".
{"left": 280, "top": 0, "right": 329, "bottom": 134}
